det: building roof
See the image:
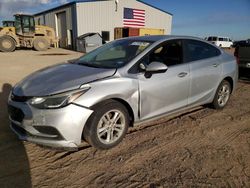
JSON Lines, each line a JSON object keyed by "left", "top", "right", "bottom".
{"left": 137, "top": 0, "right": 172, "bottom": 16}
{"left": 34, "top": 0, "right": 172, "bottom": 16}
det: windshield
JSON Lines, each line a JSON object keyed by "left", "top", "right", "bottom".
{"left": 76, "top": 39, "right": 152, "bottom": 69}
{"left": 14, "top": 16, "right": 22, "bottom": 35}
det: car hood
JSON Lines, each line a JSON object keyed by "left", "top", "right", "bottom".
{"left": 13, "top": 63, "right": 116, "bottom": 96}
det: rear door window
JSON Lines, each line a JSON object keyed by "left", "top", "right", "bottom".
{"left": 184, "top": 40, "right": 221, "bottom": 62}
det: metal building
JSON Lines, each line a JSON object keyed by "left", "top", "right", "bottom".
{"left": 34, "top": 0, "right": 172, "bottom": 49}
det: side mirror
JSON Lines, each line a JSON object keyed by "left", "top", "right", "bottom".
{"left": 145, "top": 61, "right": 168, "bottom": 73}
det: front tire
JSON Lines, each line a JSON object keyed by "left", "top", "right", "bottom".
{"left": 83, "top": 100, "right": 129, "bottom": 149}
{"left": 212, "top": 80, "right": 231, "bottom": 109}
{"left": 0, "top": 36, "right": 16, "bottom": 52}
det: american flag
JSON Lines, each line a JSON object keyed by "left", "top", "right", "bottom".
{"left": 123, "top": 8, "right": 145, "bottom": 27}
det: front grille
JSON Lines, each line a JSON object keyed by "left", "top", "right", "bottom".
{"left": 11, "top": 123, "right": 63, "bottom": 140}
{"left": 34, "top": 126, "right": 63, "bottom": 140}
{"left": 11, "top": 93, "right": 31, "bottom": 102}
{"left": 8, "top": 105, "right": 25, "bottom": 123}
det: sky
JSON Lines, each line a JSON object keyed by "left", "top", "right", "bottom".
{"left": 142, "top": 0, "right": 250, "bottom": 40}
{"left": 0, "top": 0, "right": 249, "bottom": 40}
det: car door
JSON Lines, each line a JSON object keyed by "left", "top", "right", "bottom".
{"left": 183, "top": 39, "right": 222, "bottom": 106}
{"left": 137, "top": 40, "right": 190, "bottom": 121}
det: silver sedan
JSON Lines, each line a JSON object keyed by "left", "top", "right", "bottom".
{"left": 8, "top": 35, "right": 238, "bottom": 150}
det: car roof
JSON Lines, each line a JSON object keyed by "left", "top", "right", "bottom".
{"left": 119, "top": 35, "right": 204, "bottom": 42}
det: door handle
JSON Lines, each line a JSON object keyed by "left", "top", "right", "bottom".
{"left": 178, "top": 72, "right": 188, "bottom": 78}
{"left": 213, "top": 64, "right": 219, "bottom": 67}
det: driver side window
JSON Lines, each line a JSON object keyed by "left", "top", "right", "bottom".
{"left": 130, "top": 40, "right": 184, "bottom": 74}
{"left": 148, "top": 40, "right": 183, "bottom": 67}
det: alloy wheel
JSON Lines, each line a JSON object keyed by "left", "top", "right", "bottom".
{"left": 97, "top": 110, "right": 126, "bottom": 145}
{"left": 217, "top": 84, "right": 230, "bottom": 107}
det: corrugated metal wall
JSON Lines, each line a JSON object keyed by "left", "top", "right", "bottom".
{"left": 35, "top": 5, "right": 74, "bottom": 48}
{"left": 76, "top": 0, "right": 172, "bottom": 41}
{"left": 35, "top": 6, "right": 73, "bottom": 30}
{"left": 35, "top": 15, "right": 44, "bottom": 25}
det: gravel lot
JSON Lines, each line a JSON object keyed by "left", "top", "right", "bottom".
{"left": 0, "top": 48, "right": 250, "bottom": 188}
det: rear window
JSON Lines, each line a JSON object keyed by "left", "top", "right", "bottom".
{"left": 185, "top": 40, "right": 221, "bottom": 62}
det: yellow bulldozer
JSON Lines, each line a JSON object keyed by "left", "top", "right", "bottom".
{"left": 0, "top": 14, "right": 58, "bottom": 52}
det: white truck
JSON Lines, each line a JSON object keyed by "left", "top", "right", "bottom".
{"left": 207, "top": 36, "right": 233, "bottom": 48}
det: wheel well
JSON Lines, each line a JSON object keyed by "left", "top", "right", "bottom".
{"left": 91, "top": 98, "right": 135, "bottom": 127}
{"left": 112, "top": 98, "right": 134, "bottom": 127}
{"left": 224, "top": 77, "right": 234, "bottom": 93}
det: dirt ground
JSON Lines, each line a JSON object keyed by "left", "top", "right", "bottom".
{"left": 0, "top": 48, "right": 250, "bottom": 188}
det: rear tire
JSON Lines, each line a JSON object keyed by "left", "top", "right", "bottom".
{"left": 0, "top": 36, "right": 16, "bottom": 52}
{"left": 33, "top": 37, "right": 49, "bottom": 51}
{"left": 83, "top": 100, "right": 129, "bottom": 149}
{"left": 212, "top": 80, "right": 231, "bottom": 109}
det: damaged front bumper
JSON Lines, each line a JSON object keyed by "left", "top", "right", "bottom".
{"left": 8, "top": 98, "right": 93, "bottom": 150}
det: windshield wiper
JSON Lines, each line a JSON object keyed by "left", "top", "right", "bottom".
{"left": 77, "top": 61, "right": 103, "bottom": 68}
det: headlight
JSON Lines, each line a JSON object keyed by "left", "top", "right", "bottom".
{"left": 29, "top": 88, "right": 89, "bottom": 109}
